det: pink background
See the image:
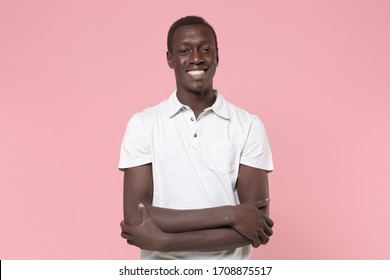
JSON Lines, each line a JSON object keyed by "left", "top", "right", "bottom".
{"left": 1, "top": 0, "right": 389, "bottom": 259}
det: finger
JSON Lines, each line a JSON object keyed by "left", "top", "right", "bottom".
{"left": 121, "top": 231, "right": 130, "bottom": 240}
{"left": 258, "top": 230, "right": 270, "bottom": 245}
{"left": 254, "top": 198, "right": 270, "bottom": 208}
{"left": 263, "top": 226, "right": 273, "bottom": 237}
{"left": 121, "top": 231, "right": 136, "bottom": 244}
{"left": 121, "top": 223, "right": 138, "bottom": 235}
{"left": 123, "top": 234, "right": 135, "bottom": 246}
{"left": 120, "top": 220, "right": 130, "bottom": 231}
{"left": 265, "top": 217, "right": 274, "bottom": 228}
{"left": 121, "top": 219, "right": 133, "bottom": 229}
{"left": 121, "top": 221, "right": 133, "bottom": 232}
{"left": 251, "top": 235, "right": 261, "bottom": 248}
{"left": 127, "top": 240, "right": 135, "bottom": 245}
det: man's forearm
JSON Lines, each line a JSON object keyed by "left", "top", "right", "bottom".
{"left": 124, "top": 201, "right": 269, "bottom": 249}
{"left": 146, "top": 204, "right": 234, "bottom": 233}
{"left": 121, "top": 205, "right": 254, "bottom": 252}
{"left": 154, "top": 226, "right": 253, "bottom": 252}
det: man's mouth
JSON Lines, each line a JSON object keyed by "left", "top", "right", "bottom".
{"left": 187, "top": 69, "right": 206, "bottom": 77}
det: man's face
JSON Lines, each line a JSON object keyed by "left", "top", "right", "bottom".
{"left": 167, "top": 24, "right": 218, "bottom": 95}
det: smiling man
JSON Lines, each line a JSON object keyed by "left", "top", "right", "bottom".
{"left": 119, "top": 16, "right": 274, "bottom": 260}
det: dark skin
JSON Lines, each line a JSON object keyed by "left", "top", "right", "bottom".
{"left": 167, "top": 24, "right": 218, "bottom": 118}
{"left": 120, "top": 24, "right": 274, "bottom": 252}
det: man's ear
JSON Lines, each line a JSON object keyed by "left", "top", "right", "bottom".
{"left": 166, "top": 51, "right": 174, "bottom": 69}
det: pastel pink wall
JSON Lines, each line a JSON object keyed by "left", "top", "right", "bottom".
{"left": 1, "top": 0, "right": 389, "bottom": 259}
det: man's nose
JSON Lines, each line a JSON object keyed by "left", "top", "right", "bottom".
{"left": 189, "top": 50, "right": 204, "bottom": 64}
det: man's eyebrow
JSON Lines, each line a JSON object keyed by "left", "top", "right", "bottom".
{"left": 177, "top": 40, "right": 213, "bottom": 46}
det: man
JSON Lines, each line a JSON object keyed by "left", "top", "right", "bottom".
{"left": 119, "top": 16, "right": 274, "bottom": 260}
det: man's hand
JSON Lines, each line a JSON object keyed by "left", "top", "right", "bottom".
{"left": 230, "top": 199, "right": 274, "bottom": 247}
{"left": 121, "top": 203, "right": 167, "bottom": 252}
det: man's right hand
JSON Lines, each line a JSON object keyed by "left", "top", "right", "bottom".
{"left": 121, "top": 203, "right": 169, "bottom": 252}
{"left": 229, "top": 199, "right": 274, "bottom": 247}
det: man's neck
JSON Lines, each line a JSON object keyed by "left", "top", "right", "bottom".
{"left": 176, "top": 89, "right": 216, "bottom": 119}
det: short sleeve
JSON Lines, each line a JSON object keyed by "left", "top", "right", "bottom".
{"left": 240, "top": 116, "right": 274, "bottom": 171}
{"left": 118, "top": 113, "right": 152, "bottom": 170}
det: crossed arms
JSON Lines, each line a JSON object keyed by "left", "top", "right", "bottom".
{"left": 120, "top": 163, "right": 274, "bottom": 253}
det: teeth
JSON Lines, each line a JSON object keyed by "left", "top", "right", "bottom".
{"left": 187, "top": 70, "right": 205, "bottom": 76}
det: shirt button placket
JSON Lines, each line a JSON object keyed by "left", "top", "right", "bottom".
{"left": 191, "top": 114, "right": 199, "bottom": 152}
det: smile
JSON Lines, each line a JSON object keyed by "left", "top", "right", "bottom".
{"left": 187, "top": 69, "right": 206, "bottom": 76}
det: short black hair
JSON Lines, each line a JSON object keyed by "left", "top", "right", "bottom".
{"left": 167, "top": 16, "right": 218, "bottom": 53}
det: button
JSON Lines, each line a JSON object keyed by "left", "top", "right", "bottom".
{"left": 194, "top": 133, "right": 197, "bottom": 138}
{"left": 190, "top": 117, "right": 194, "bottom": 121}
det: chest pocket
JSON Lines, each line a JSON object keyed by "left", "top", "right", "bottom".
{"left": 203, "top": 143, "right": 237, "bottom": 174}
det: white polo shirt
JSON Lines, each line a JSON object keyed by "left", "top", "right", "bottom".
{"left": 119, "top": 90, "right": 273, "bottom": 260}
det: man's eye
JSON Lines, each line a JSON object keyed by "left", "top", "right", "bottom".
{"left": 201, "top": 48, "right": 211, "bottom": 53}
{"left": 179, "top": 49, "right": 190, "bottom": 54}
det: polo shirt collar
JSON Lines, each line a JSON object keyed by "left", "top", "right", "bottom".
{"left": 211, "top": 91, "right": 230, "bottom": 119}
{"left": 167, "top": 91, "right": 186, "bottom": 117}
{"left": 167, "top": 90, "right": 230, "bottom": 119}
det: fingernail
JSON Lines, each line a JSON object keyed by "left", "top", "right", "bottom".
{"left": 139, "top": 203, "right": 145, "bottom": 208}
